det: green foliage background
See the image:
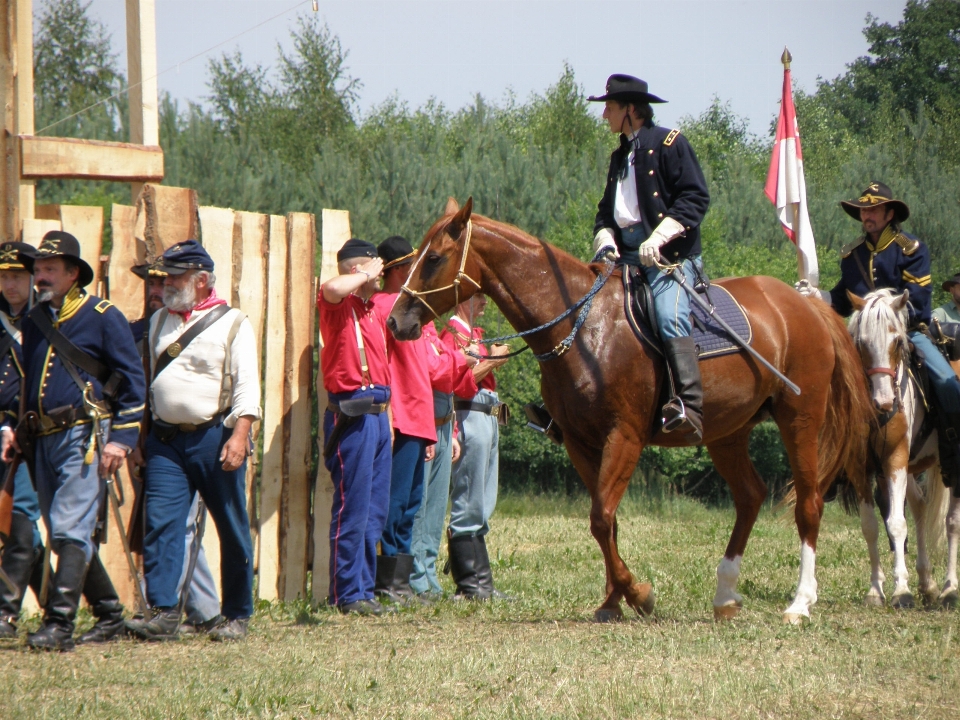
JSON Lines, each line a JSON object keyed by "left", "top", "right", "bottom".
{"left": 32, "top": 0, "right": 960, "bottom": 502}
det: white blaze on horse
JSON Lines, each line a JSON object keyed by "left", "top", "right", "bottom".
{"left": 848, "top": 288, "right": 959, "bottom": 608}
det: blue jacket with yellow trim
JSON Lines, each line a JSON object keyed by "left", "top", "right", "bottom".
{"left": 827, "top": 230, "right": 931, "bottom": 327}
{"left": 0, "top": 296, "right": 24, "bottom": 418}
{"left": 21, "top": 293, "right": 146, "bottom": 447}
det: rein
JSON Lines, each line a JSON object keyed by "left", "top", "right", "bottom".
{"left": 402, "top": 218, "right": 615, "bottom": 363}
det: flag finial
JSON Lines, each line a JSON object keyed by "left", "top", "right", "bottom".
{"left": 781, "top": 47, "right": 792, "bottom": 69}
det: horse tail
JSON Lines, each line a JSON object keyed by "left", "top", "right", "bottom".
{"left": 812, "top": 300, "right": 874, "bottom": 501}
{"left": 921, "top": 465, "right": 949, "bottom": 562}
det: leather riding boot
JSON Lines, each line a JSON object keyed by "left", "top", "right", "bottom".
{"left": 661, "top": 337, "right": 704, "bottom": 442}
{"left": 374, "top": 554, "right": 405, "bottom": 604}
{"left": 474, "top": 535, "right": 513, "bottom": 601}
{"left": 448, "top": 534, "right": 488, "bottom": 600}
{"left": 76, "top": 554, "right": 126, "bottom": 644}
{"left": 27, "top": 544, "right": 89, "bottom": 652}
{"left": 0, "top": 513, "right": 43, "bottom": 639}
{"left": 393, "top": 553, "right": 415, "bottom": 601}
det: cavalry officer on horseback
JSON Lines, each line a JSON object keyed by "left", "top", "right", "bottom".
{"left": 590, "top": 74, "right": 711, "bottom": 441}
{"left": 797, "top": 182, "right": 960, "bottom": 472}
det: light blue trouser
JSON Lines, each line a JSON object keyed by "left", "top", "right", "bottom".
{"left": 34, "top": 421, "right": 109, "bottom": 562}
{"left": 410, "top": 392, "right": 454, "bottom": 594}
{"left": 10, "top": 461, "right": 41, "bottom": 548}
{"left": 641, "top": 255, "right": 703, "bottom": 340}
{"left": 449, "top": 389, "right": 500, "bottom": 538}
{"left": 910, "top": 331, "right": 960, "bottom": 414}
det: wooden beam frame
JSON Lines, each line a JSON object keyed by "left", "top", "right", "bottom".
{"left": 19, "top": 136, "right": 164, "bottom": 182}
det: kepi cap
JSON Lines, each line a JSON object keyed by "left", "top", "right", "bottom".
{"left": 337, "top": 238, "right": 377, "bottom": 263}
{"left": 157, "top": 239, "right": 215, "bottom": 275}
{"left": 0, "top": 241, "right": 35, "bottom": 271}
{"left": 378, "top": 235, "right": 415, "bottom": 270}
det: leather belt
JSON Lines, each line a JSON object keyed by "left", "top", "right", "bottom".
{"left": 454, "top": 400, "right": 501, "bottom": 418}
{"left": 153, "top": 411, "right": 229, "bottom": 442}
{"left": 327, "top": 401, "right": 389, "bottom": 415}
{"left": 434, "top": 412, "right": 454, "bottom": 426}
{"left": 38, "top": 406, "right": 93, "bottom": 436}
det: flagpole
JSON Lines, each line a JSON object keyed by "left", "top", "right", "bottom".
{"left": 781, "top": 47, "right": 804, "bottom": 284}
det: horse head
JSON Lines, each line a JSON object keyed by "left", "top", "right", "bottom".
{"left": 848, "top": 288, "right": 910, "bottom": 413}
{"left": 388, "top": 197, "right": 482, "bottom": 340}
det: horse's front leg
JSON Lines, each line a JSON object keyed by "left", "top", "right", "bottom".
{"left": 705, "top": 428, "right": 767, "bottom": 620}
{"left": 941, "top": 495, "right": 960, "bottom": 608}
{"left": 859, "top": 499, "right": 886, "bottom": 606}
{"left": 885, "top": 465, "right": 915, "bottom": 608}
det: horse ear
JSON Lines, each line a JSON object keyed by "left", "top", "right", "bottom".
{"left": 447, "top": 197, "right": 474, "bottom": 240}
{"left": 444, "top": 197, "right": 460, "bottom": 215}
{"left": 894, "top": 289, "right": 910, "bottom": 310}
{"left": 847, "top": 290, "right": 866, "bottom": 311}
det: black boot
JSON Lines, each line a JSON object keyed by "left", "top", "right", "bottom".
{"left": 76, "top": 554, "right": 126, "bottom": 644}
{"left": 374, "top": 555, "right": 405, "bottom": 604}
{"left": 661, "top": 337, "right": 704, "bottom": 442}
{"left": 0, "top": 513, "right": 43, "bottom": 639}
{"left": 393, "top": 553, "right": 415, "bottom": 601}
{"left": 474, "top": 535, "right": 513, "bottom": 601}
{"left": 27, "top": 544, "right": 88, "bottom": 652}
{"left": 448, "top": 534, "right": 488, "bottom": 600}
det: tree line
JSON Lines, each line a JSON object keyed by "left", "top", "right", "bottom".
{"left": 33, "top": 0, "right": 960, "bottom": 502}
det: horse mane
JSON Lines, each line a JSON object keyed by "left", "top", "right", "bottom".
{"left": 848, "top": 289, "right": 910, "bottom": 346}
{"left": 463, "top": 213, "right": 593, "bottom": 275}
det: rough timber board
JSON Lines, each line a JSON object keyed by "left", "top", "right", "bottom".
{"left": 109, "top": 205, "right": 144, "bottom": 321}
{"left": 135, "top": 184, "right": 198, "bottom": 261}
{"left": 197, "top": 206, "right": 235, "bottom": 295}
{"left": 21, "top": 218, "right": 61, "bottom": 247}
{"left": 125, "top": 0, "right": 159, "bottom": 147}
{"left": 311, "top": 209, "right": 351, "bottom": 602}
{"left": 36, "top": 205, "right": 104, "bottom": 290}
{"left": 258, "top": 215, "right": 288, "bottom": 600}
{"left": 19, "top": 136, "right": 164, "bottom": 182}
{"left": 279, "top": 212, "right": 315, "bottom": 601}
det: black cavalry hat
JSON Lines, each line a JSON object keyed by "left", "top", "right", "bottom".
{"left": 840, "top": 181, "right": 910, "bottom": 224}
{"left": 587, "top": 74, "right": 667, "bottom": 104}
{"left": 131, "top": 260, "right": 169, "bottom": 280}
{"left": 157, "top": 239, "right": 215, "bottom": 275}
{"left": 378, "top": 235, "right": 415, "bottom": 270}
{"left": 337, "top": 238, "right": 377, "bottom": 263}
{"left": 19, "top": 231, "right": 95, "bottom": 287}
{"left": 942, "top": 273, "right": 960, "bottom": 292}
{"left": 0, "top": 241, "right": 35, "bottom": 271}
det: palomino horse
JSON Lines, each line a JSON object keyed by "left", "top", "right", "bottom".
{"left": 848, "top": 289, "right": 959, "bottom": 608}
{"left": 388, "top": 199, "right": 873, "bottom": 623}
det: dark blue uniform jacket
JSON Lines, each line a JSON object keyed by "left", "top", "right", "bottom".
{"left": 0, "top": 297, "right": 24, "bottom": 421}
{"left": 21, "top": 293, "right": 146, "bottom": 448}
{"left": 595, "top": 123, "right": 710, "bottom": 262}
{"left": 827, "top": 230, "right": 932, "bottom": 328}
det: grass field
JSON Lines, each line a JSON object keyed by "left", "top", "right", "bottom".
{"left": 2, "top": 494, "right": 958, "bottom": 719}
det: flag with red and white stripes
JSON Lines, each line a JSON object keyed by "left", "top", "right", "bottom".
{"left": 764, "top": 56, "right": 819, "bottom": 287}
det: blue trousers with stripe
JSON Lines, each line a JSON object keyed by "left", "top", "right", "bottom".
{"left": 324, "top": 386, "right": 392, "bottom": 607}
{"left": 380, "top": 431, "right": 426, "bottom": 557}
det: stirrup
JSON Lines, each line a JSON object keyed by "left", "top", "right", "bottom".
{"left": 661, "top": 398, "right": 687, "bottom": 433}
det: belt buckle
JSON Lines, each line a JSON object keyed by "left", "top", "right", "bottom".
{"left": 490, "top": 404, "right": 501, "bottom": 418}
{"left": 180, "top": 423, "right": 198, "bottom": 433}
{"left": 40, "top": 416, "right": 55, "bottom": 432}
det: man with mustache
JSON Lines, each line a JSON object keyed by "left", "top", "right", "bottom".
{"left": 0, "top": 231, "right": 145, "bottom": 651}
{"left": 125, "top": 241, "right": 260, "bottom": 641}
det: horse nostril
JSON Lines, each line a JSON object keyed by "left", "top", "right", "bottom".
{"left": 387, "top": 316, "right": 398, "bottom": 334}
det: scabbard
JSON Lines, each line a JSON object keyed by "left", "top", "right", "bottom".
{"left": 323, "top": 413, "right": 360, "bottom": 460}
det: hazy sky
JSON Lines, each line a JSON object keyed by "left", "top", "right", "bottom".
{"left": 82, "top": 0, "right": 908, "bottom": 136}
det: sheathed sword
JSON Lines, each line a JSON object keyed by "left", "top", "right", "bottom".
{"left": 106, "top": 473, "right": 152, "bottom": 620}
{"left": 0, "top": 565, "right": 16, "bottom": 597}
{"left": 177, "top": 499, "right": 207, "bottom": 620}
{"left": 661, "top": 260, "right": 802, "bottom": 396}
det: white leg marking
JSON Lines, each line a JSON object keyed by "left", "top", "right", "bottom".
{"left": 943, "top": 496, "right": 960, "bottom": 599}
{"left": 906, "top": 474, "right": 938, "bottom": 602}
{"left": 859, "top": 501, "right": 886, "bottom": 606}
{"left": 886, "top": 468, "right": 912, "bottom": 604}
{"left": 713, "top": 556, "right": 743, "bottom": 609}
{"left": 784, "top": 542, "right": 817, "bottom": 622}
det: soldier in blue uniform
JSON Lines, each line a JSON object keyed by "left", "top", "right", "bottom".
{"left": 0, "top": 231, "right": 145, "bottom": 651}
{"left": 0, "top": 242, "right": 43, "bottom": 639}
{"left": 589, "top": 74, "right": 711, "bottom": 441}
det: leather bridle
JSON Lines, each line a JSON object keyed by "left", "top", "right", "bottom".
{"left": 400, "top": 220, "right": 480, "bottom": 320}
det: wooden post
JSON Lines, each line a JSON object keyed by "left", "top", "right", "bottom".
{"left": 136, "top": 185, "right": 199, "bottom": 260}
{"left": 197, "top": 206, "right": 235, "bottom": 292}
{"left": 1, "top": 0, "right": 35, "bottom": 240}
{"left": 109, "top": 204, "right": 144, "bottom": 321}
{"left": 258, "top": 215, "right": 288, "bottom": 600}
{"left": 37, "top": 204, "right": 104, "bottom": 289}
{"left": 14, "top": 0, "right": 33, "bottom": 225}
{"left": 125, "top": 0, "right": 159, "bottom": 203}
{"left": 278, "top": 213, "right": 315, "bottom": 600}
{"left": 310, "top": 209, "right": 351, "bottom": 603}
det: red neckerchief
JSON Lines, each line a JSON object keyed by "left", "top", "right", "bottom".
{"left": 172, "top": 287, "right": 227, "bottom": 323}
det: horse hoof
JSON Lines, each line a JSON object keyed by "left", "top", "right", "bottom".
{"left": 921, "top": 588, "right": 940, "bottom": 607}
{"left": 782, "top": 612, "right": 809, "bottom": 626}
{"left": 628, "top": 583, "right": 655, "bottom": 617}
{"left": 594, "top": 607, "right": 624, "bottom": 623}
{"left": 713, "top": 603, "right": 741, "bottom": 621}
{"left": 891, "top": 593, "right": 915, "bottom": 610}
{"left": 863, "top": 593, "right": 885, "bottom": 608}
{"left": 940, "top": 590, "right": 959, "bottom": 609}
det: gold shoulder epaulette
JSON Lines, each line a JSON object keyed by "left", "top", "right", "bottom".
{"left": 841, "top": 237, "right": 864, "bottom": 258}
{"left": 663, "top": 129, "right": 681, "bottom": 146}
{"left": 894, "top": 233, "right": 920, "bottom": 256}
{"left": 94, "top": 299, "right": 114, "bottom": 313}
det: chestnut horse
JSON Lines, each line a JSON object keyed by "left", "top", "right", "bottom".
{"left": 389, "top": 199, "right": 873, "bottom": 623}
{"left": 848, "top": 289, "right": 957, "bottom": 609}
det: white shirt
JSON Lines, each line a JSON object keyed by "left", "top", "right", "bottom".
{"left": 613, "top": 129, "right": 643, "bottom": 229}
{"left": 149, "top": 305, "right": 262, "bottom": 426}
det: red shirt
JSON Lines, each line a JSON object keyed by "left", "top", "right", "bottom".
{"left": 440, "top": 315, "right": 496, "bottom": 398}
{"left": 371, "top": 292, "right": 438, "bottom": 443}
{"left": 318, "top": 288, "right": 390, "bottom": 394}
{"left": 423, "top": 320, "right": 476, "bottom": 399}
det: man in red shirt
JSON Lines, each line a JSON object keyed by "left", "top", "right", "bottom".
{"left": 318, "top": 239, "right": 393, "bottom": 615}
{"left": 440, "top": 294, "right": 510, "bottom": 599}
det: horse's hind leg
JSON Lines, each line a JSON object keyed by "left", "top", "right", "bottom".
{"left": 705, "top": 428, "right": 767, "bottom": 621}
{"left": 906, "top": 474, "right": 939, "bottom": 605}
{"left": 859, "top": 499, "right": 886, "bottom": 606}
{"left": 941, "top": 495, "right": 960, "bottom": 608}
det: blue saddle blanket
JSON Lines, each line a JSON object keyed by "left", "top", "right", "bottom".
{"left": 623, "top": 271, "right": 753, "bottom": 359}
